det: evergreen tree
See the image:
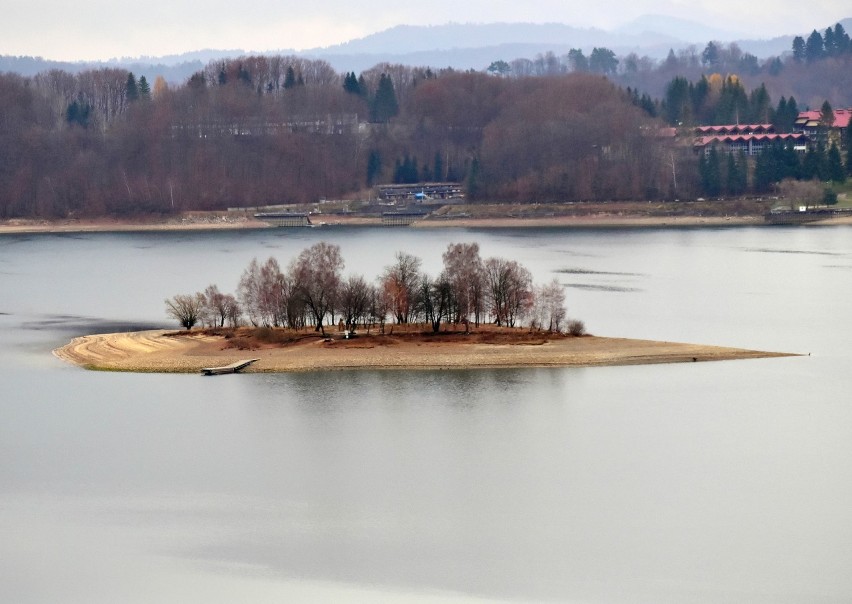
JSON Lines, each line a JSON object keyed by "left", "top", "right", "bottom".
{"left": 827, "top": 144, "right": 846, "bottom": 182}
{"left": 714, "top": 76, "right": 748, "bottom": 124}
{"left": 824, "top": 26, "right": 837, "bottom": 57}
{"left": 772, "top": 97, "right": 788, "bottom": 131}
{"left": 465, "top": 157, "right": 481, "bottom": 199}
{"left": 834, "top": 23, "right": 850, "bottom": 55}
{"left": 138, "top": 75, "right": 151, "bottom": 100}
{"left": 237, "top": 64, "right": 251, "bottom": 86}
{"left": 393, "top": 155, "right": 419, "bottom": 184}
{"left": 589, "top": 47, "right": 618, "bottom": 74}
{"left": 699, "top": 147, "right": 722, "bottom": 196}
{"left": 753, "top": 147, "right": 775, "bottom": 192}
{"left": 726, "top": 151, "right": 748, "bottom": 195}
{"left": 781, "top": 143, "right": 802, "bottom": 180}
{"left": 787, "top": 97, "right": 799, "bottom": 130}
{"left": 639, "top": 93, "right": 657, "bottom": 118}
{"left": 663, "top": 76, "right": 691, "bottom": 125}
{"left": 126, "top": 72, "right": 139, "bottom": 102}
{"left": 768, "top": 57, "right": 784, "bottom": 76}
{"left": 433, "top": 151, "right": 444, "bottom": 182}
{"left": 567, "top": 48, "right": 589, "bottom": 72}
{"left": 366, "top": 150, "right": 382, "bottom": 186}
{"left": 691, "top": 76, "right": 710, "bottom": 123}
{"left": 748, "top": 84, "right": 771, "bottom": 124}
{"left": 343, "top": 72, "right": 361, "bottom": 95}
{"left": 805, "top": 30, "right": 825, "bottom": 62}
{"left": 701, "top": 42, "right": 720, "bottom": 67}
{"left": 792, "top": 36, "right": 806, "bottom": 61}
{"left": 371, "top": 74, "right": 399, "bottom": 123}
{"left": 65, "top": 99, "right": 91, "bottom": 128}
{"left": 284, "top": 66, "right": 296, "bottom": 89}
{"left": 802, "top": 142, "right": 828, "bottom": 180}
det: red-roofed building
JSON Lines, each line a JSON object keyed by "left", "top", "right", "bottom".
{"left": 794, "top": 108, "right": 852, "bottom": 147}
{"left": 693, "top": 124, "right": 808, "bottom": 156}
{"left": 695, "top": 124, "right": 774, "bottom": 136}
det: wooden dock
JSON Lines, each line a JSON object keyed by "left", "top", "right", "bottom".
{"left": 200, "top": 359, "right": 260, "bottom": 376}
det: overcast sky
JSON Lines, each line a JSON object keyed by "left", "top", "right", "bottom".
{"left": 5, "top": 0, "right": 850, "bottom": 61}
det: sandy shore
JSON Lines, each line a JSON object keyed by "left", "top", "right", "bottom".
{"left": 53, "top": 329, "right": 795, "bottom": 374}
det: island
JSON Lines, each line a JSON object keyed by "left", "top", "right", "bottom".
{"left": 53, "top": 327, "right": 795, "bottom": 373}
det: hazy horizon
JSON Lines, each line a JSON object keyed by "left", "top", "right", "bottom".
{"left": 5, "top": 0, "right": 850, "bottom": 62}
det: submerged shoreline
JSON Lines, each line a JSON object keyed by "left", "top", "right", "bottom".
{"left": 53, "top": 329, "right": 796, "bottom": 374}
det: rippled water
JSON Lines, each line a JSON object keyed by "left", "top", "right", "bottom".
{"left": 2, "top": 225, "right": 852, "bottom": 603}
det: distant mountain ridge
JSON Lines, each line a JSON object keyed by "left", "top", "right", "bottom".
{"left": 2, "top": 17, "right": 850, "bottom": 81}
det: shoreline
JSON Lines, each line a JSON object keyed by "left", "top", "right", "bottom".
{"left": 4, "top": 213, "right": 852, "bottom": 234}
{"left": 53, "top": 329, "right": 796, "bottom": 374}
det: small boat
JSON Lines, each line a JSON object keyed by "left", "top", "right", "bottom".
{"left": 200, "top": 359, "right": 259, "bottom": 376}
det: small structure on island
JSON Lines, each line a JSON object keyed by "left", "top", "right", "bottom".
{"left": 254, "top": 212, "right": 312, "bottom": 227}
{"left": 201, "top": 359, "right": 260, "bottom": 376}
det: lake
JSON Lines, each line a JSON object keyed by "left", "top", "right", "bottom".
{"left": 2, "top": 225, "right": 851, "bottom": 603}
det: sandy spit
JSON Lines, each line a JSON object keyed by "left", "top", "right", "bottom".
{"left": 53, "top": 330, "right": 796, "bottom": 374}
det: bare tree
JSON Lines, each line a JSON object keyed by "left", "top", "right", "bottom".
{"left": 237, "top": 258, "right": 263, "bottom": 326}
{"left": 290, "top": 242, "right": 344, "bottom": 334}
{"left": 165, "top": 293, "right": 205, "bottom": 330}
{"left": 380, "top": 251, "right": 423, "bottom": 324}
{"left": 203, "top": 284, "right": 229, "bottom": 327}
{"left": 420, "top": 272, "right": 453, "bottom": 333}
{"left": 484, "top": 257, "right": 534, "bottom": 327}
{"left": 534, "top": 279, "right": 567, "bottom": 332}
{"left": 339, "top": 274, "right": 371, "bottom": 330}
{"left": 442, "top": 242, "right": 485, "bottom": 328}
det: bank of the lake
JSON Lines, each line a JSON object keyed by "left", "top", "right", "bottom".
{"left": 2, "top": 199, "right": 843, "bottom": 234}
{"left": 54, "top": 329, "right": 795, "bottom": 373}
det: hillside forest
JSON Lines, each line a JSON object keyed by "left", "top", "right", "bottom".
{"left": 1, "top": 24, "right": 851, "bottom": 219}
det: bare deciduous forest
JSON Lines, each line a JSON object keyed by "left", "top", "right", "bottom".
{"left": 1, "top": 26, "right": 850, "bottom": 218}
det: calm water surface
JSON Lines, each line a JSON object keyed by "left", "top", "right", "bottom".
{"left": 2, "top": 226, "right": 852, "bottom": 603}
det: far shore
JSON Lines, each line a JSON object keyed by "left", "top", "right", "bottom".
{"left": 4, "top": 210, "right": 852, "bottom": 235}
{"left": 53, "top": 328, "right": 796, "bottom": 374}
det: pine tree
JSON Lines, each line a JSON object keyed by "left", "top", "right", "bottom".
{"left": 433, "top": 151, "right": 444, "bottom": 182}
{"left": 772, "top": 97, "right": 788, "bottom": 131}
{"left": 702, "top": 147, "right": 721, "bottom": 196}
{"left": 366, "top": 150, "right": 382, "bottom": 186}
{"left": 748, "top": 84, "right": 771, "bottom": 124}
{"left": 284, "top": 66, "right": 296, "bottom": 89}
{"left": 126, "top": 72, "right": 139, "bottom": 102}
{"left": 802, "top": 142, "right": 828, "bottom": 181}
{"left": 805, "top": 30, "right": 825, "bottom": 62}
{"left": 343, "top": 72, "right": 361, "bottom": 95}
{"left": 370, "top": 74, "right": 399, "bottom": 123}
{"left": 726, "top": 151, "right": 747, "bottom": 195}
{"left": 834, "top": 23, "right": 850, "bottom": 54}
{"left": 792, "top": 36, "right": 806, "bottom": 61}
{"left": 819, "top": 100, "right": 835, "bottom": 147}
{"left": 138, "top": 75, "right": 151, "bottom": 100}
{"left": 827, "top": 144, "right": 846, "bottom": 182}
{"left": 466, "top": 157, "right": 481, "bottom": 199}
